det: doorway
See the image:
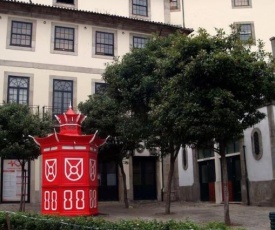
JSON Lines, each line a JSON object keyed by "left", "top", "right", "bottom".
{"left": 226, "top": 155, "right": 241, "bottom": 202}
{"left": 199, "top": 160, "right": 216, "bottom": 202}
{"left": 133, "top": 156, "right": 157, "bottom": 200}
{"left": 98, "top": 161, "right": 119, "bottom": 201}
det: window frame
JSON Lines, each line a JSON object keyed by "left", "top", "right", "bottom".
{"left": 197, "top": 147, "right": 214, "bottom": 160}
{"left": 133, "top": 36, "right": 149, "bottom": 49}
{"left": 4, "top": 72, "right": 34, "bottom": 106}
{"left": 251, "top": 128, "right": 263, "bottom": 160}
{"left": 53, "top": 0, "right": 78, "bottom": 8}
{"left": 52, "top": 79, "right": 74, "bottom": 116}
{"left": 54, "top": 26, "right": 75, "bottom": 52}
{"left": 129, "top": 0, "right": 151, "bottom": 19}
{"left": 235, "top": 22, "right": 255, "bottom": 44}
{"left": 94, "top": 82, "right": 108, "bottom": 95}
{"left": 130, "top": 33, "right": 149, "bottom": 50}
{"left": 7, "top": 76, "right": 30, "bottom": 105}
{"left": 1, "top": 159, "right": 31, "bottom": 203}
{"left": 226, "top": 140, "right": 240, "bottom": 154}
{"left": 170, "top": 0, "right": 181, "bottom": 11}
{"left": 232, "top": 0, "right": 252, "bottom": 8}
{"left": 182, "top": 147, "right": 188, "bottom": 170}
{"left": 92, "top": 28, "right": 117, "bottom": 59}
{"left": 10, "top": 20, "right": 32, "bottom": 48}
{"left": 95, "top": 31, "right": 114, "bottom": 56}
{"left": 132, "top": 0, "right": 148, "bottom": 16}
{"left": 51, "top": 23, "right": 78, "bottom": 56}
{"left": 6, "top": 17, "right": 36, "bottom": 52}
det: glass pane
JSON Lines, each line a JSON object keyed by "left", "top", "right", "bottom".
{"left": 8, "top": 89, "right": 17, "bottom": 103}
{"left": 234, "top": 0, "right": 249, "bottom": 6}
{"left": 254, "top": 132, "right": 260, "bottom": 155}
{"left": 201, "top": 165, "right": 208, "bottom": 183}
{"left": 133, "top": 36, "right": 148, "bottom": 48}
{"left": 239, "top": 24, "right": 252, "bottom": 41}
{"left": 107, "top": 173, "right": 116, "bottom": 186}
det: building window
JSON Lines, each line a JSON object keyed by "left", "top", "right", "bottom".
{"left": 251, "top": 128, "right": 263, "bottom": 160}
{"left": 54, "top": 26, "right": 74, "bottom": 52}
{"left": 95, "top": 32, "right": 114, "bottom": 56}
{"left": 198, "top": 147, "right": 214, "bottom": 159}
{"left": 95, "top": 83, "right": 107, "bottom": 95}
{"left": 239, "top": 24, "right": 252, "bottom": 41}
{"left": 226, "top": 140, "right": 240, "bottom": 154}
{"left": 233, "top": 0, "right": 251, "bottom": 7}
{"left": 236, "top": 23, "right": 255, "bottom": 42}
{"left": 1, "top": 159, "right": 30, "bottom": 203}
{"left": 182, "top": 147, "right": 188, "bottom": 170}
{"left": 7, "top": 76, "right": 29, "bottom": 105}
{"left": 53, "top": 0, "right": 77, "bottom": 8}
{"left": 132, "top": 0, "right": 148, "bottom": 16}
{"left": 10, "top": 21, "right": 32, "bottom": 47}
{"left": 56, "top": 0, "right": 74, "bottom": 4}
{"left": 7, "top": 18, "right": 36, "bottom": 51}
{"left": 170, "top": 0, "right": 179, "bottom": 10}
{"left": 133, "top": 36, "right": 148, "bottom": 49}
{"left": 53, "top": 80, "right": 73, "bottom": 115}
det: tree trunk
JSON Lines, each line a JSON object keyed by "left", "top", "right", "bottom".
{"left": 118, "top": 161, "right": 129, "bottom": 209}
{"left": 19, "top": 162, "right": 26, "bottom": 212}
{"left": 220, "top": 142, "right": 231, "bottom": 225}
{"left": 165, "top": 151, "right": 176, "bottom": 214}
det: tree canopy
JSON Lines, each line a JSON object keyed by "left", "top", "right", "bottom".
{"left": 78, "top": 93, "right": 143, "bottom": 208}
{"left": 0, "top": 103, "right": 51, "bottom": 161}
{"left": 102, "top": 27, "right": 275, "bottom": 223}
{"left": 0, "top": 103, "right": 52, "bottom": 211}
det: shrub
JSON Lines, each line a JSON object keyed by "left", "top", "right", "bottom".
{"left": 0, "top": 212, "right": 244, "bottom": 230}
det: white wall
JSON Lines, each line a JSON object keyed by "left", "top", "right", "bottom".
{"left": 178, "top": 147, "right": 194, "bottom": 186}
{"left": 0, "top": 15, "right": 138, "bottom": 70}
{"left": 18, "top": 0, "right": 169, "bottom": 24}
{"left": 244, "top": 107, "right": 273, "bottom": 181}
{"left": 184, "top": 0, "right": 275, "bottom": 53}
{"left": 0, "top": 13, "right": 153, "bottom": 106}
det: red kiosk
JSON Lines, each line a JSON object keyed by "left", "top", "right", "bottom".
{"left": 33, "top": 107, "right": 106, "bottom": 216}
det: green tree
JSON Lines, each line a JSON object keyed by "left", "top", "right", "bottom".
{"left": 0, "top": 103, "right": 51, "bottom": 212}
{"left": 78, "top": 93, "right": 141, "bottom": 208}
{"left": 103, "top": 34, "right": 191, "bottom": 215}
{"left": 169, "top": 28, "right": 275, "bottom": 225}
{"left": 103, "top": 27, "right": 275, "bottom": 225}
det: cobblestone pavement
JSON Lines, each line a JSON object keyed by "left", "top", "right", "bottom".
{"left": 0, "top": 201, "right": 274, "bottom": 229}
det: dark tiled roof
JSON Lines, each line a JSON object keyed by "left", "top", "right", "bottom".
{"left": 0, "top": 0, "right": 193, "bottom": 35}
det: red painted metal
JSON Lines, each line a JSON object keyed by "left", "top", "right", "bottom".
{"left": 34, "top": 107, "right": 106, "bottom": 216}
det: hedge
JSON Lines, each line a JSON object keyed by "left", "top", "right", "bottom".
{"left": 0, "top": 212, "right": 245, "bottom": 230}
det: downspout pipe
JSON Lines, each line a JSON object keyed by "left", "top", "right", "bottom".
{"left": 243, "top": 145, "right": 250, "bottom": 205}
{"left": 161, "top": 154, "right": 164, "bottom": 202}
{"left": 181, "top": 0, "right": 185, "bottom": 28}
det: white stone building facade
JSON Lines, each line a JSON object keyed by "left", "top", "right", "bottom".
{"left": 0, "top": 0, "right": 191, "bottom": 204}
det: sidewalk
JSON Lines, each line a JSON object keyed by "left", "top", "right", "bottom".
{"left": 0, "top": 201, "right": 273, "bottom": 230}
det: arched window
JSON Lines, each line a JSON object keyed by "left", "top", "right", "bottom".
{"left": 182, "top": 147, "right": 188, "bottom": 170}
{"left": 251, "top": 128, "right": 263, "bottom": 160}
{"left": 253, "top": 132, "right": 260, "bottom": 155}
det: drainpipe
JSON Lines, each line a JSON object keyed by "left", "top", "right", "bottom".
{"left": 161, "top": 154, "right": 164, "bottom": 202}
{"left": 242, "top": 145, "right": 250, "bottom": 205}
{"left": 181, "top": 0, "right": 185, "bottom": 27}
